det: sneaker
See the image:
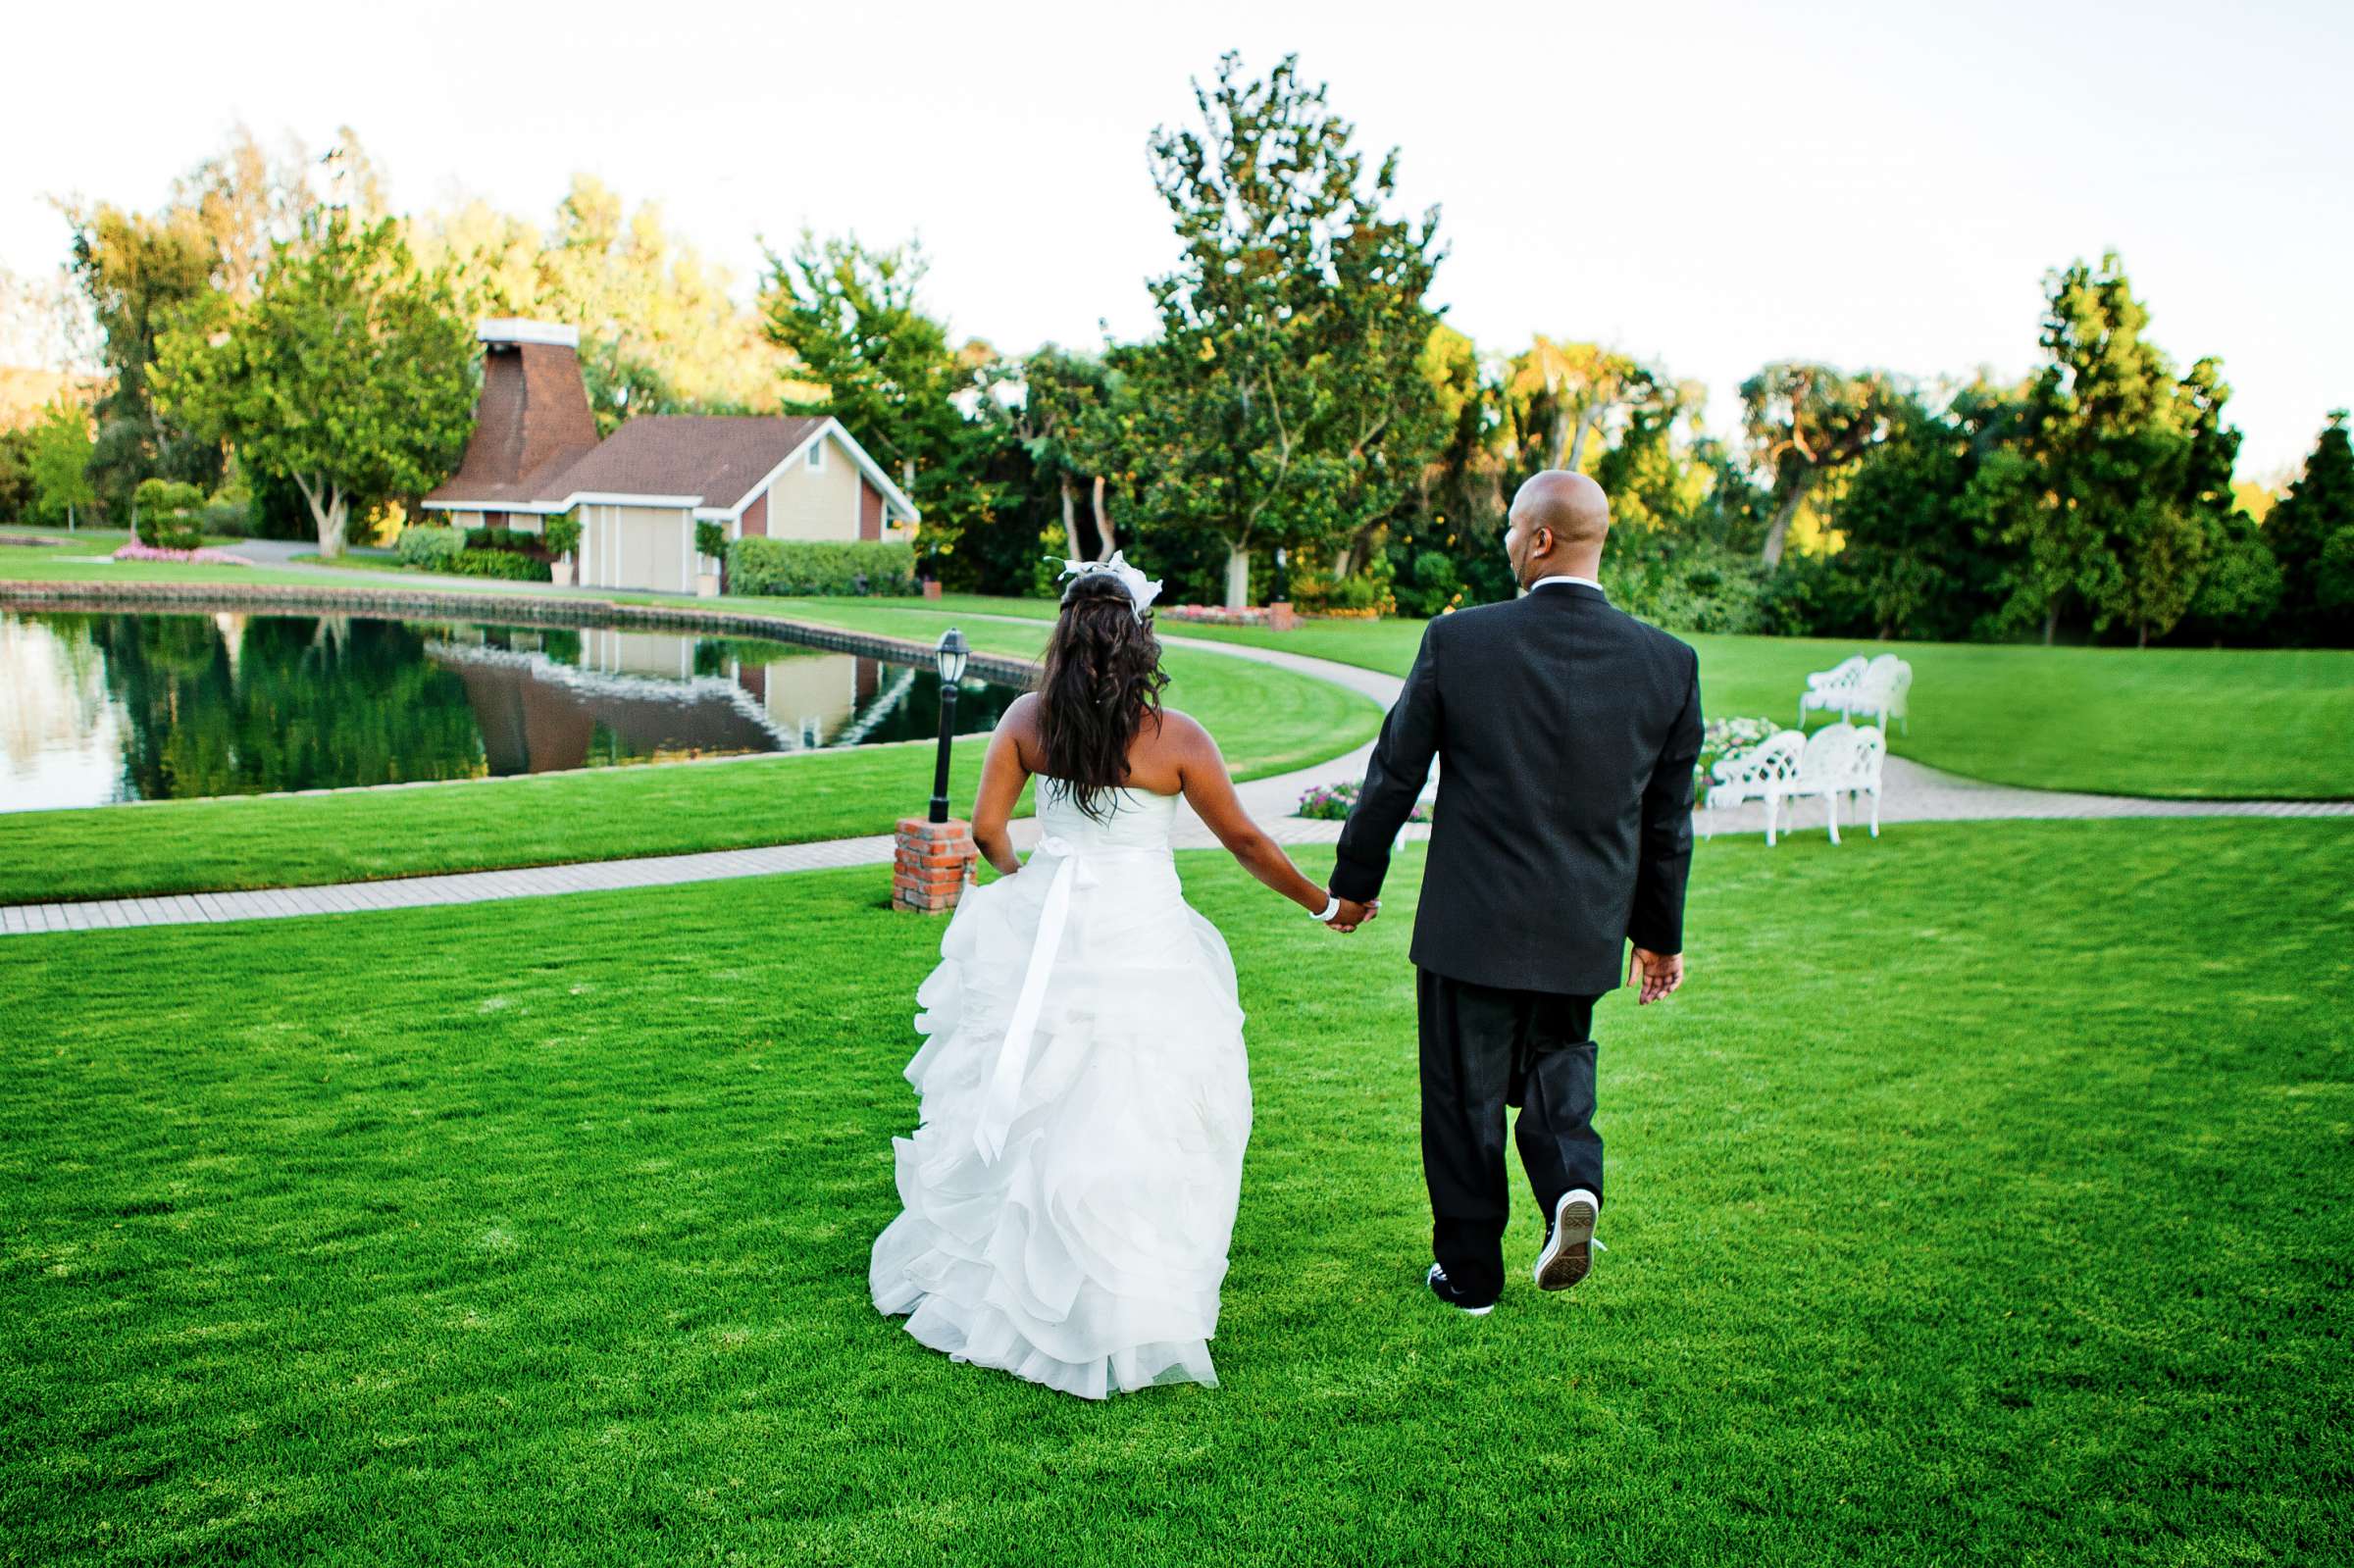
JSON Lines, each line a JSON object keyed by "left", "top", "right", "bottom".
{"left": 1426, "top": 1262, "right": 1497, "bottom": 1316}
{"left": 1534, "top": 1189, "right": 1601, "bottom": 1291}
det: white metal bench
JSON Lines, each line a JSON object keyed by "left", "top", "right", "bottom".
{"left": 1797, "top": 656, "right": 1868, "bottom": 726}
{"left": 1712, "top": 723, "right": 1884, "bottom": 845}
{"left": 1799, "top": 652, "right": 1912, "bottom": 733}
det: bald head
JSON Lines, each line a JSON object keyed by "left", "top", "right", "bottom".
{"left": 1504, "top": 471, "right": 1611, "bottom": 588}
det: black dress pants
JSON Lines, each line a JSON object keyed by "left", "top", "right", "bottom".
{"left": 1416, "top": 968, "right": 1604, "bottom": 1305}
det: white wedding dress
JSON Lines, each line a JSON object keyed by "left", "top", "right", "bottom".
{"left": 869, "top": 780, "right": 1252, "bottom": 1399}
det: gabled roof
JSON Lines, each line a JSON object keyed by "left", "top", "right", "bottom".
{"left": 552, "top": 415, "right": 827, "bottom": 514}
{"left": 424, "top": 340, "right": 601, "bottom": 509}
{"left": 425, "top": 413, "right": 922, "bottom": 524}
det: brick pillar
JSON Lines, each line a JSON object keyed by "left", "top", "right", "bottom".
{"left": 895, "top": 818, "right": 976, "bottom": 915}
{"left": 1268, "top": 601, "right": 1297, "bottom": 632}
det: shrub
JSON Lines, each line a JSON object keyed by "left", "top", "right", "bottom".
{"left": 694, "top": 521, "right": 728, "bottom": 563}
{"left": 728, "top": 537, "right": 916, "bottom": 596}
{"left": 1292, "top": 571, "right": 1392, "bottom": 618}
{"left": 1295, "top": 779, "right": 1432, "bottom": 823}
{"left": 446, "top": 550, "right": 549, "bottom": 582}
{"left": 462, "top": 527, "right": 544, "bottom": 556}
{"left": 395, "top": 525, "right": 465, "bottom": 570}
{"left": 132, "top": 479, "right": 206, "bottom": 551}
{"left": 448, "top": 532, "right": 551, "bottom": 581}
{"left": 199, "top": 497, "right": 253, "bottom": 537}
{"left": 542, "top": 512, "right": 581, "bottom": 558}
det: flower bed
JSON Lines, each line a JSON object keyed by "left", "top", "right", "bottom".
{"left": 1296, "top": 779, "right": 1431, "bottom": 823}
{"left": 1159, "top": 603, "right": 1299, "bottom": 631}
{"left": 111, "top": 541, "right": 254, "bottom": 566}
{"left": 1697, "top": 716, "right": 1786, "bottom": 806}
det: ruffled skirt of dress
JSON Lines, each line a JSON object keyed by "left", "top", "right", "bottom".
{"left": 869, "top": 852, "right": 1251, "bottom": 1400}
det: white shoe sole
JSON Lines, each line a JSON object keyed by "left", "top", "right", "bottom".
{"left": 1534, "top": 1191, "right": 1597, "bottom": 1290}
{"left": 1427, "top": 1263, "right": 1495, "bottom": 1315}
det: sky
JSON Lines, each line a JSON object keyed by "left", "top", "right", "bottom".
{"left": 5, "top": 0, "right": 2349, "bottom": 477}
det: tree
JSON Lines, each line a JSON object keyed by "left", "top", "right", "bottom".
{"left": 1130, "top": 53, "right": 1445, "bottom": 607}
{"left": 2096, "top": 354, "right": 2235, "bottom": 649}
{"left": 1996, "top": 253, "right": 2187, "bottom": 644}
{"left": 64, "top": 204, "right": 221, "bottom": 517}
{"left": 1505, "top": 339, "right": 1661, "bottom": 475}
{"left": 758, "top": 231, "right": 1000, "bottom": 567}
{"left": 154, "top": 212, "right": 474, "bottom": 558}
{"left": 1740, "top": 362, "right": 1897, "bottom": 567}
{"left": 26, "top": 398, "right": 97, "bottom": 527}
{"left": 981, "top": 345, "right": 1135, "bottom": 563}
{"left": 419, "top": 175, "right": 800, "bottom": 428}
{"left": 1829, "top": 380, "right": 2021, "bottom": 640}
{"left": 2266, "top": 410, "right": 2354, "bottom": 643}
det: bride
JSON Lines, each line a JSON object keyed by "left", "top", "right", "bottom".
{"left": 869, "top": 555, "right": 1370, "bottom": 1400}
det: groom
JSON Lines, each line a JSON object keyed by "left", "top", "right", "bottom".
{"left": 1326, "top": 470, "right": 1703, "bottom": 1315}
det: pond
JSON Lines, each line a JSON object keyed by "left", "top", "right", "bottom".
{"left": 0, "top": 609, "right": 1028, "bottom": 813}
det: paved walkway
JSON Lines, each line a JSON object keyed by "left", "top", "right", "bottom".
{"left": 3, "top": 624, "right": 2348, "bottom": 939}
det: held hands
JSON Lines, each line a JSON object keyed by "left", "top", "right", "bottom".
{"left": 1326, "top": 893, "right": 1378, "bottom": 934}
{"left": 1628, "top": 946, "right": 1684, "bottom": 1005}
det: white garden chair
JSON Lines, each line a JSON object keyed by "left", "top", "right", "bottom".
{"left": 1766, "top": 722, "right": 1885, "bottom": 845}
{"left": 1798, "top": 656, "right": 1868, "bottom": 726}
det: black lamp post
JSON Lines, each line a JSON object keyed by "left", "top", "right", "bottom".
{"left": 928, "top": 627, "right": 969, "bottom": 824}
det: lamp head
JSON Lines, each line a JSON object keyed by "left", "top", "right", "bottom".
{"left": 936, "top": 627, "right": 969, "bottom": 684}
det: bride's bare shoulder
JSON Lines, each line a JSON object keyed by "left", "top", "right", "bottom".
{"left": 998, "top": 691, "right": 1044, "bottom": 734}
{"left": 1149, "top": 707, "right": 1221, "bottom": 758}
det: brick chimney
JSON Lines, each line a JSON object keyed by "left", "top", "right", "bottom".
{"left": 430, "top": 320, "right": 601, "bottom": 510}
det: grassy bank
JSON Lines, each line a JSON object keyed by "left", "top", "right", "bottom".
{"left": 2, "top": 818, "right": 2346, "bottom": 1563}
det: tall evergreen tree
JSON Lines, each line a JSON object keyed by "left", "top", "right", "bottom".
{"left": 2266, "top": 410, "right": 2354, "bottom": 643}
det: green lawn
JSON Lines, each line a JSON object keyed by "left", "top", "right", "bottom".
{"left": 742, "top": 595, "right": 2354, "bottom": 800}
{"left": 0, "top": 641, "right": 1376, "bottom": 904}
{"left": 2, "top": 817, "right": 2344, "bottom": 1563}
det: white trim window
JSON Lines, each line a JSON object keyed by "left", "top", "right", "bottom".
{"left": 807, "top": 438, "right": 826, "bottom": 472}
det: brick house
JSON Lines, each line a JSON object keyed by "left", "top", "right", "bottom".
{"left": 423, "top": 320, "right": 919, "bottom": 593}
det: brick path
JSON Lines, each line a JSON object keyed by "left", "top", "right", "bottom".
{"left": 2, "top": 599, "right": 2346, "bottom": 938}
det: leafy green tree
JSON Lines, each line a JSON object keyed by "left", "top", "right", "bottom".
{"left": 420, "top": 175, "right": 797, "bottom": 424}
{"left": 1831, "top": 380, "right": 2021, "bottom": 640}
{"left": 1129, "top": 53, "right": 1445, "bottom": 606}
{"left": 153, "top": 212, "right": 474, "bottom": 558}
{"left": 65, "top": 204, "right": 221, "bottom": 517}
{"left": 0, "top": 428, "right": 31, "bottom": 521}
{"left": 759, "top": 232, "right": 1000, "bottom": 570}
{"left": 1505, "top": 339, "right": 1661, "bottom": 475}
{"left": 1740, "top": 362, "right": 1898, "bottom": 567}
{"left": 1999, "top": 253, "right": 2181, "bottom": 643}
{"left": 2265, "top": 410, "right": 2354, "bottom": 643}
{"left": 26, "top": 399, "right": 98, "bottom": 527}
{"left": 2099, "top": 354, "right": 2235, "bottom": 648}
{"left": 982, "top": 345, "right": 1137, "bottom": 563}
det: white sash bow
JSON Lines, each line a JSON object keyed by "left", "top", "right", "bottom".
{"left": 971, "top": 834, "right": 1153, "bottom": 1163}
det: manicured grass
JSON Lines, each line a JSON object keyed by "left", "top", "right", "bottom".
{"left": 0, "top": 642, "right": 1376, "bottom": 904}
{"left": 2, "top": 817, "right": 2345, "bottom": 1563}
{"left": 769, "top": 596, "right": 2354, "bottom": 799}
{"left": 1071, "top": 610, "right": 2346, "bottom": 799}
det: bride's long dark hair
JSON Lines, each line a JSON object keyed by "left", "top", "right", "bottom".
{"left": 1037, "top": 571, "right": 1169, "bottom": 822}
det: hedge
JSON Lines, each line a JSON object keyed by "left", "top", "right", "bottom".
{"left": 727, "top": 537, "right": 916, "bottom": 596}
{"left": 393, "top": 524, "right": 551, "bottom": 581}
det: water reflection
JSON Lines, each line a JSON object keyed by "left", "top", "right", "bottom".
{"left": 0, "top": 610, "right": 1025, "bottom": 812}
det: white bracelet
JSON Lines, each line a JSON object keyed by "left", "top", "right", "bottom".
{"left": 1311, "top": 893, "right": 1342, "bottom": 921}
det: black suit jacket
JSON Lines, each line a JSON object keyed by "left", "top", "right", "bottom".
{"left": 1331, "top": 583, "right": 1703, "bottom": 995}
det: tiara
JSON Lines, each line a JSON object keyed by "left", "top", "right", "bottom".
{"left": 1053, "top": 551, "right": 1163, "bottom": 621}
